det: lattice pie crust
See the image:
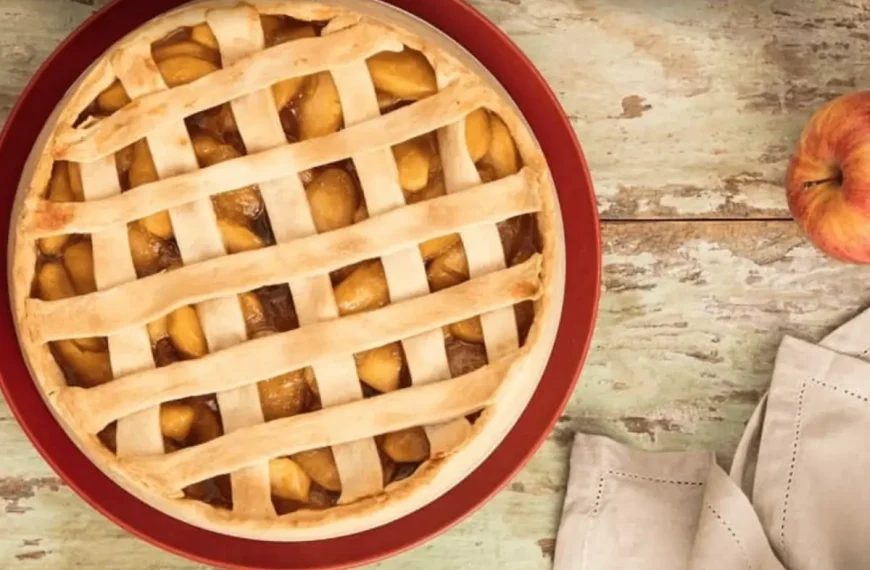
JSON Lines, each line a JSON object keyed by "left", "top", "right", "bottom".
{"left": 8, "top": 0, "right": 564, "bottom": 540}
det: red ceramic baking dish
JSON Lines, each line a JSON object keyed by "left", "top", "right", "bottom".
{"left": 0, "top": 0, "right": 600, "bottom": 567}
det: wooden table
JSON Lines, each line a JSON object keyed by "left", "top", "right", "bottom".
{"left": 3, "top": 0, "right": 869, "bottom": 567}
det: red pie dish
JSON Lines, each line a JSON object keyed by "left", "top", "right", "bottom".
{"left": 1, "top": 0, "right": 599, "bottom": 567}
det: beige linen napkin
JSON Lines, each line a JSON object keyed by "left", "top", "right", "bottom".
{"left": 688, "top": 464, "right": 786, "bottom": 570}
{"left": 553, "top": 434, "right": 713, "bottom": 570}
{"left": 554, "top": 434, "right": 784, "bottom": 570}
{"left": 556, "top": 308, "right": 870, "bottom": 570}
{"left": 729, "top": 308, "right": 870, "bottom": 495}
{"left": 752, "top": 334, "right": 870, "bottom": 570}
{"left": 731, "top": 308, "right": 870, "bottom": 569}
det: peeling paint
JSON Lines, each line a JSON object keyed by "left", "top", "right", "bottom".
{"left": 620, "top": 417, "right": 683, "bottom": 442}
{"left": 619, "top": 95, "right": 652, "bottom": 119}
{"left": 16, "top": 551, "right": 48, "bottom": 561}
{"left": 711, "top": 389, "right": 764, "bottom": 405}
{"left": 684, "top": 350, "right": 724, "bottom": 364}
{"left": 536, "top": 538, "right": 556, "bottom": 559}
{"left": 0, "top": 477, "right": 64, "bottom": 515}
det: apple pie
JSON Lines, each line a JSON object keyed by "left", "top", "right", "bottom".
{"left": 9, "top": 0, "right": 563, "bottom": 540}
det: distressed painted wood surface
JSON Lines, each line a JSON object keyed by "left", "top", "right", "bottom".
{"left": 3, "top": 0, "right": 870, "bottom": 568}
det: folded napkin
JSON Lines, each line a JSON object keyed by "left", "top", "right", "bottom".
{"left": 554, "top": 308, "right": 870, "bottom": 570}
{"left": 554, "top": 434, "right": 784, "bottom": 570}
{"left": 554, "top": 434, "right": 713, "bottom": 569}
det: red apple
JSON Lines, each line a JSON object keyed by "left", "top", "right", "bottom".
{"left": 786, "top": 91, "right": 870, "bottom": 263}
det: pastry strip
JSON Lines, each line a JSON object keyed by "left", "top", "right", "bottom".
{"left": 57, "top": 256, "right": 542, "bottom": 434}
{"left": 27, "top": 170, "right": 539, "bottom": 342}
{"left": 121, "top": 355, "right": 520, "bottom": 498}
{"left": 79, "top": 156, "right": 163, "bottom": 458}
{"left": 26, "top": 81, "right": 492, "bottom": 238}
{"left": 209, "top": 4, "right": 382, "bottom": 503}
{"left": 437, "top": 90, "right": 519, "bottom": 362}
{"left": 53, "top": 23, "right": 402, "bottom": 162}
{"left": 116, "top": 37, "right": 273, "bottom": 518}
{"left": 327, "top": 34, "right": 469, "bottom": 456}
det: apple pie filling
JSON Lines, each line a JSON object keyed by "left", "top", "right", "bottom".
{"left": 35, "top": 15, "right": 540, "bottom": 513}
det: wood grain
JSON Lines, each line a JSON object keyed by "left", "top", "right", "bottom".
{"left": 2, "top": 0, "right": 867, "bottom": 568}
{"left": 475, "top": 0, "right": 870, "bottom": 220}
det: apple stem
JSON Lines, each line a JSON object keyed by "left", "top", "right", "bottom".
{"left": 803, "top": 174, "right": 843, "bottom": 190}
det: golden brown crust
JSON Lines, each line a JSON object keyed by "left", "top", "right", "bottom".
{"left": 8, "top": 0, "right": 565, "bottom": 540}
{"left": 122, "top": 354, "right": 518, "bottom": 497}
{"left": 52, "top": 24, "right": 404, "bottom": 162}
{"left": 24, "top": 81, "right": 490, "bottom": 238}
{"left": 322, "top": 16, "right": 465, "bottom": 455}
{"left": 28, "top": 169, "right": 540, "bottom": 343}
{"left": 59, "top": 256, "right": 542, "bottom": 434}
